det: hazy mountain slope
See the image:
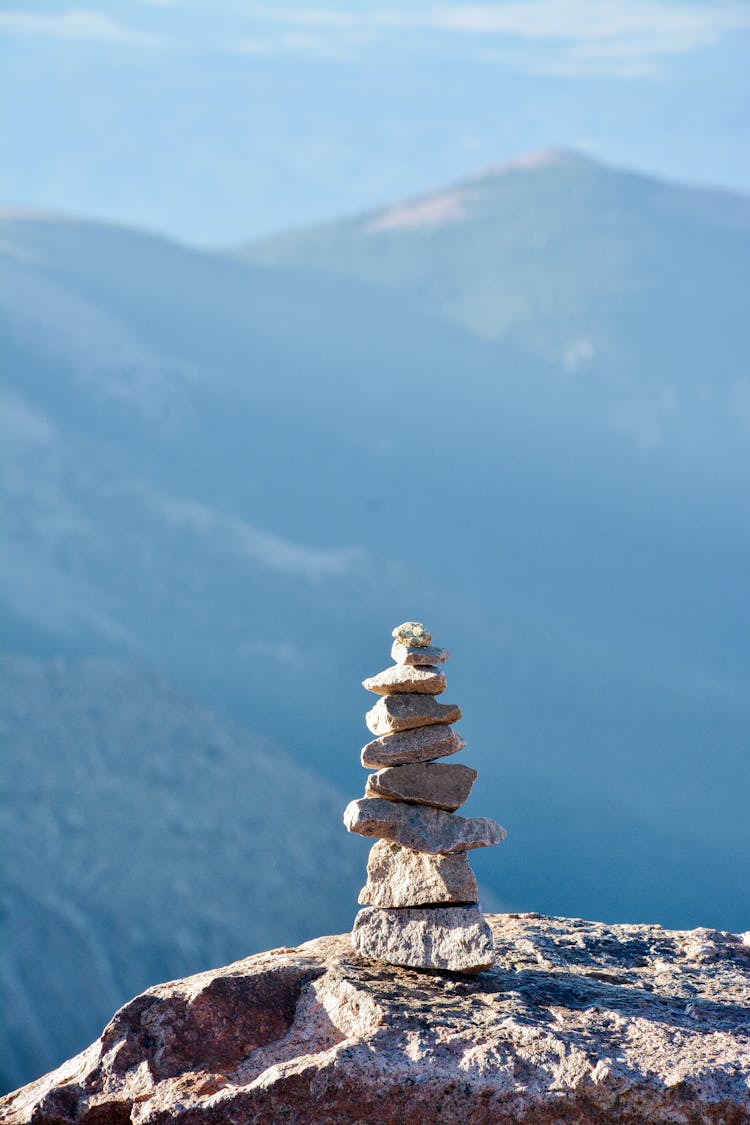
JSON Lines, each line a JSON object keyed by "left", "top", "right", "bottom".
{"left": 1, "top": 181, "right": 748, "bottom": 981}
{"left": 243, "top": 148, "right": 750, "bottom": 354}
{"left": 0, "top": 655, "right": 366, "bottom": 1094}
{"left": 244, "top": 150, "right": 750, "bottom": 469}
{"left": 1, "top": 209, "right": 670, "bottom": 740}
{"left": 0, "top": 212, "right": 553, "bottom": 539}
{"left": 1, "top": 216, "right": 471, "bottom": 740}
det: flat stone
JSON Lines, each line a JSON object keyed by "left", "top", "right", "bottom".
{"left": 344, "top": 797, "right": 506, "bottom": 854}
{"left": 361, "top": 725, "right": 466, "bottom": 768}
{"left": 362, "top": 664, "right": 446, "bottom": 696}
{"left": 365, "top": 762, "right": 477, "bottom": 811}
{"left": 358, "top": 841, "right": 478, "bottom": 907}
{"left": 391, "top": 621, "right": 432, "bottom": 647}
{"left": 365, "top": 694, "right": 461, "bottom": 736}
{"left": 392, "top": 641, "right": 450, "bottom": 666}
{"left": 352, "top": 904, "right": 495, "bottom": 972}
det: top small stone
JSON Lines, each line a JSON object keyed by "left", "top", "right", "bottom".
{"left": 391, "top": 622, "right": 432, "bottom": 648}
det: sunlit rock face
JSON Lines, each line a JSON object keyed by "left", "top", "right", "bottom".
{"left": 3, "top": 913, "right": 749, "bottom": 1125}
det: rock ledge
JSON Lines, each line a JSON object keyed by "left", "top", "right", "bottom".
{"left": 2, "top": 913, "right": 749, "bottom": 1125}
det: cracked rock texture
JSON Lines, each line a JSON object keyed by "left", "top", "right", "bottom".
{"left": 2, "top": 914, "right": 749, "bottom": 1125}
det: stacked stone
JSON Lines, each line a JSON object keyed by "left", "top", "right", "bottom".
{"left": 344, "top": 622, "right": 506, "bottom": 973}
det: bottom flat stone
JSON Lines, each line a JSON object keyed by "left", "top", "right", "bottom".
{"left": 351, "top": 904, "right": 495, "bottom": 973}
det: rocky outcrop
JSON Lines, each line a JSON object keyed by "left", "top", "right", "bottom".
{"left": 3, "top": 913, "right": 749, "bottom": 1125}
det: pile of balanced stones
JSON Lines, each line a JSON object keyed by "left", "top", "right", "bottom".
{"left": 344, "top": 622, "right": 506, "bottom": 972}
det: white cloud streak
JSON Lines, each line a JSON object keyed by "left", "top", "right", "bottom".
{"left": 251, "top": 1, "right": 750, "bottom": 39}
{"left": 426, "top": 2, "right": 749, "bottom": 42}
{"left": 0, "top": 8, "right": 162, "bottom": 44}
{"left": 245, "top": 1, "right": 750, "bottom": 72}
{"left": 1, "top": 1, "right": 747, "bottom": 74}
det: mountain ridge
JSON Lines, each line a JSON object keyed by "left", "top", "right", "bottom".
{"left": 6, "top": 148, "right": 750, "bottom": 251}
{"left": 240, "top": 149, "right": 750, "bottom": 414}
{"left": 241, "top": 147, "right": 750, "bottom": 249}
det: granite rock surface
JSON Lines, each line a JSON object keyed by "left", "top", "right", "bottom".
{"left": 352, "top": 904, "right": 494, "bottom": 971}
{"left": 365, "top": 694, "right": 461, "bottom": 736}
{"left": 358, "top": 840, "right": 479, "bottom": 907}
{"left": 4, "top": 914, "right": 749, "bottom": 1125}
{"left": 344, "top": 797, "right": 506, "bottom": 853}
{"left": 361, "top": 725, "right": 466, "bottom": 768}
{"left": 365, "top": 761, "right": 477, "bottom": 811}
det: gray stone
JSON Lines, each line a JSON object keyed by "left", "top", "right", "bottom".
{"left": 352, "top": 904, "right": 494, "bottom": 972}
{"left": 343, "top": 797, "right": 506, "bottom": 854}
{"left": 365, "top": 761, "right": 477, "bottom": 811}
{"left": 361, "top": 725, "right": 466, "bottom": 768}
{"left": 358, "top": 841, "right": 478, "bottom": 907}
{"left": 391, "top": 621, "right": 432, "bottom": 647}
{"left": 365, "top": 694, "right": 461, "bottom": 736}
{"left": 392, "top": 640, "right": 450, "bottom": 666}
{"left": 362, "top": 664, "right": 446, "bottom": 696}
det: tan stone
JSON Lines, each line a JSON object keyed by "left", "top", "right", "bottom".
{"left": 343, "top": 797, "right": 506, "bottom": 854}
{"left": 365, "top": 694, "right": 461, "bottom": 736}
{"left": 365, "top": 762, "right": 477, "bottom": 811}
{"left": 358, "top": 841, "right": 478, "bottom": 906}
{"left": 392, "top": 640, "right": 450, "bottom": 666}
{"left": 361, "top": 725, "right": 466, "bottom": 768}
{"left": 391, "top": 621, "right": 432, "bottom": 647}
{"left": 362, "top": 664, "right": 446, "bottom": 696}
{"left": 352, "top": 904, "right": 494, "bottom": 972}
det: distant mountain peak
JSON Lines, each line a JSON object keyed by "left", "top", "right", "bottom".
{"left": 363, "top": 148, "right": 594, "bottom": 234}
{"left": 474, "top": 146, "right": 593, "bottom": 181}
{"left": 365, "top": 186, "right": 480, "bottom": 233}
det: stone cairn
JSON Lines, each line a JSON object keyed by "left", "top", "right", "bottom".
{"left": 344, "top": 621, "right": 506, "bottom": 972}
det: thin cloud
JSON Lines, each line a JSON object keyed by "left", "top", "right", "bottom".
{"left": 246, "top": 2, "right": 750, "bottom": 70}
{"left": 427, "top": 2, "right": 749, "bottom": 43}
{"left": 3, "top": 1, "right": 747, "bottom": 72}
{"left": 0, "top": 8, "right": 163, "bottom": 45}
{"left": 230, "top": 27, "right": 375, "bottom": 61}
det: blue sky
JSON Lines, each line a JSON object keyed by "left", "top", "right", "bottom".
{"left": 2, "top": 1, "right": 749, "bottom": 242}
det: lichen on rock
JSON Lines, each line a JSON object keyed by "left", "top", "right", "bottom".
{"left": 391, "top": 621, "right": 432, "bottom": 647}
